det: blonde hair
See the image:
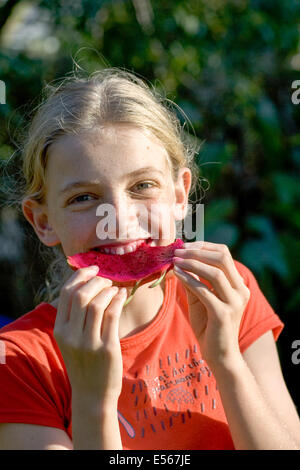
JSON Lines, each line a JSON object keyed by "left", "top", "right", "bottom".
{"left": 8, "top": 68, "right": 206, "bottom": 304}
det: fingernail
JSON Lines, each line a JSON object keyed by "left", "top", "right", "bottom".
{"left": 89, "top": 265, "right": 99, "bottom": 272}
{"left": 174, "top": 249, "right": 184, "bottom": 255}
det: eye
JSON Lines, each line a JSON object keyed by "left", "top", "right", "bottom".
{"left": 69, "top": 194, "right": 96, "bottom": 204}
{"left": 134, "top": 181, "right": 156, "bottom": 191}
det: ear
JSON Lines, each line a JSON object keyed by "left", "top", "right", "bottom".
{"left": 173, "top": 167, "right": 192, "bottom": 220}
{"left": 22, "top": 198, "right": 60, "bottom": 247}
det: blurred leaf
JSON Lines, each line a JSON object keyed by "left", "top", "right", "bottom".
{"left": 197, "top": 142, "right": 236, "bottom": 183}
{"left": 254, "top": 96, "right": 283, "bottom": 156}
{"left": 291, "top": 148, "right": 300, "bottom": 169}
{"left": 279, "top": 233, "right": 300, "bottom": 285}
{"left": 270, "top": 172, "right": 300, "bottom": 205}
{"left": 205, "top": 197, "right": 236, "bottom": 221}
{"left": 286, "top": 289, "right": 300, "bottom": 312}
{"left": 203, "top": 197, "right": 238, "bottom": 247}
{"left": 240, "top": 215, "right": 288, "bottom": 278}
{"left": 205, "top": 222, "right": 239, "bottom": 248}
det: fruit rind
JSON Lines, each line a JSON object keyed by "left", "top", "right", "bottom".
{"left": 67, "top": 238, "right": 184, "bottom": 287}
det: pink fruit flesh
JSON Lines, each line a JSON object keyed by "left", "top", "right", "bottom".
{"left": 67, "top": 238, "right": 184, "bottom": 283}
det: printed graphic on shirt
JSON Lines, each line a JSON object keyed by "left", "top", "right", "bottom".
{"left": 118, "top": 343, "right": 221, "bottom": 440}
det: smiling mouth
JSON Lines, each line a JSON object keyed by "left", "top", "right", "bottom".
{"left": 92, "top": 237, "right": 155, "bottom": 255}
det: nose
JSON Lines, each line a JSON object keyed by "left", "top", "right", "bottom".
{"left": 96, "top": 195, "right": 150, "bottom": 241}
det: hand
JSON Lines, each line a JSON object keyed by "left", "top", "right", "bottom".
{"left": 173, "top": 241, "right": 250, "bottom": 371}
{"left": 53, "top": 266, "right": 127, "bottom": 405}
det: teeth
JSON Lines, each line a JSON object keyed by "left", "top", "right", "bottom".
{"left": 97, "top": 239, "right": 148, "bottom": 255}
{"left": 114, "top": 247, "right": 125, "bottom": 255}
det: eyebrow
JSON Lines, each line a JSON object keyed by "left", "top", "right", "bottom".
{"left": 59, "top": 166, "right": 165, "bottom": 195}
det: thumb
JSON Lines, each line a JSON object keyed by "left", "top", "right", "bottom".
{"left": 174, "top": 265, "right": 207, "bottom": 311}
{"left": 174, "top": 268, "right": 207, "bottom": 335}
{"left": 101, "top": 288, "right": 127, "bottom": 344}
{"left": 184, "top": 283, "right": 207, "bottom": 341}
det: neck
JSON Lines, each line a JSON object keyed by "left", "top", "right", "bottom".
{"left": 119, "top": 279, "right": 166, "bottom": 338}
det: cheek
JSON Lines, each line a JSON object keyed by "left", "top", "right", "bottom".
{"left": 145, "top": 199, "right": 177, "bottom": 240}
{"left": 53, "top": 212, "right": 96, "bottom": 253}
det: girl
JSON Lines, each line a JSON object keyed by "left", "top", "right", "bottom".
{"left": 0, "top": 69, "right": 299, "bottom": 450}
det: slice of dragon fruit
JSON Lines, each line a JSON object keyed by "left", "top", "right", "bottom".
{"left": 67, "top": 238, "right": 184, "bottom": 286}
{"left": 67, "top": 238, "right": 184, "bottom": 306}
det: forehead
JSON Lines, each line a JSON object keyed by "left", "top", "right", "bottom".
{"left": 46, "top": 125, "right": 171, "bottom": 185}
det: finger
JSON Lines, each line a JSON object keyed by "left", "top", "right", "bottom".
{"left": 173, "top": 256, "right": 234, "bottom": 303}
{"left": 101, "top": 288, "right": 128, "bottom": 344}
{"left": 56, "top": 265, "right": 100, "bottom": 327}
{"left": 183, "top": 241, "right": 223, "bottom": 251}
{"left": 174, "top": 246, "right": 242, "bottom": 289}
{"left": 173, "top": 265, "right": 221, "bottom": 313}
{"left": 68, "top": 276, "right": 113, "bottom": 332}
{"left": 83, "top": 286, "right": 120, "bottom": 345}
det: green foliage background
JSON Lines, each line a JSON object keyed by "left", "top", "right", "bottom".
{"left": 0, "top": 0, "right": 300, "bottom": 408}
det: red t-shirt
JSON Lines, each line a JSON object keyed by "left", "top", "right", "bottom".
{"left": 0, "top": 261, "right": 284, "bottom": 449}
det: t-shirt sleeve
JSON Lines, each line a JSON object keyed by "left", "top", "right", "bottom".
{"left": 235, "top": 261, "right": 284, "bottom": 353}
{"left": 0, "top": 332, "right": 70, "bottom": 433}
